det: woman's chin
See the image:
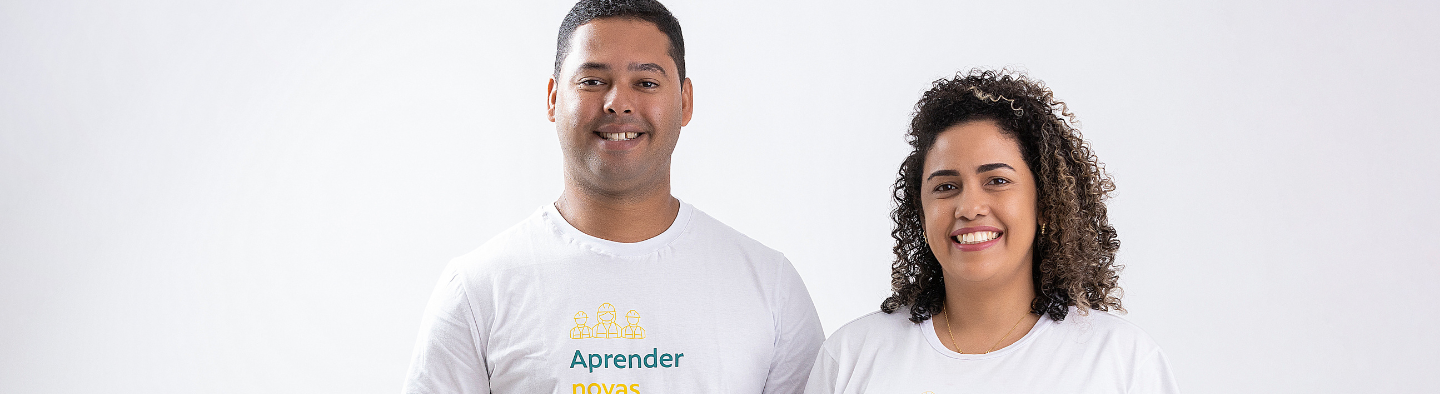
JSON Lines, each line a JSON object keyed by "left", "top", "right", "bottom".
{"left": 942, "top": 261, "right": 1026, "bottom": 288}
{"left": 942, "top": 265, "right": 1000, "bottom": 284}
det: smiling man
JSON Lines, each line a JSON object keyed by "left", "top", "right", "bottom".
{"left": 401, "top": 1, "right": 823, "bottom": 393}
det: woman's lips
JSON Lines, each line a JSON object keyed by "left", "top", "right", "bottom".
{"left": 951, "top": 226, "right": 1002, "bottom": 252}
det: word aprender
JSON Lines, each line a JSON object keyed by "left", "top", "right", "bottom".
{"left": 570, "top": 348, "right": 684, "bottom": 373}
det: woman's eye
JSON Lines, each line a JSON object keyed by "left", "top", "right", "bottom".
{"left": 986, "top": 177, "right": 1012, "bottom": 186}
{"left": 933, "top": 183, "right": 957, "bottom": 192}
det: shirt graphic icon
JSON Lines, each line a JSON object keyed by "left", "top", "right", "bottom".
{"left": 621, "top": 310, "right": 645, "bottom": 339}
{"left": 570, "top": 311, "right": 594, "bottom": 339}
{"left": 592, "top": 303, "right": 622, "bottom": 339}
{"left": 571, "top": 303, "right": 645, "bottom": 339}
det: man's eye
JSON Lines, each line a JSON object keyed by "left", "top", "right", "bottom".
{"left": 637, "top": 81, "right": 658, "bottom": 88}
{"left": 579, "top": 79, "right": 605, "bottom": 86}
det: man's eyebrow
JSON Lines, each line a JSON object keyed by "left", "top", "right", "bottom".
{"left": 629, "top": 62, "right": 667, "bottom": 75}
{"left": 977, "top": 163, "right": 1015, "bottom": 173}
{"left": 927, "top": 169, "right": 960, "bottom": 181}
{"left": 578, "top": 62, "right": 610, "bottom": 72}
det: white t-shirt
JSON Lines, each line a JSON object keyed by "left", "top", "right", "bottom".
{"left": 404, "top": 201, "right": 824, "bottom": 394}
{"left": 806, "top": 307, "right": 1179, "bottom": 394}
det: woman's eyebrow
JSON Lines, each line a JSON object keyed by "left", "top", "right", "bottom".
{"left": 926, "top": 169, "right": 960, "bottom": 180}
{"left": 977, "top": 163, "right": 1014, "bottom": 173}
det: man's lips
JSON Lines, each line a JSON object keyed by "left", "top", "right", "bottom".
{"left": 595, "top": 123, "right": 646, "bottom": 141}
{"left": 596, "top": 131, "right": 641, "bottom": 141}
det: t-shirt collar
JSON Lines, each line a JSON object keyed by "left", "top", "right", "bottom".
{"left": 542, "top": 199, "right": 694, "bottom": 257}
{"left": 919, "top": 307, "right": 1061, "bottom": 360}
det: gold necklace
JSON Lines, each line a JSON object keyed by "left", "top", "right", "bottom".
{"left": 941, "top": 305, "right": 1028, "bottom": 354}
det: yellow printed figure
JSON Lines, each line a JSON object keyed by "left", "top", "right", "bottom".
{"left": 591, "top": 303, "right": 622, "bottom": 339}
{"left": 621, "top": 310, "right": 645, "bottom": 339}
{"left": 571, "top": 303, "right": 646, "bottom": 339}
{"left": 570, "top": 311, "right": 593, "bottom": 339}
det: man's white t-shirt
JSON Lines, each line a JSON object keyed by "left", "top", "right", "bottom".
{"left": 806, "top": 307, "right": 1179, "bottom": 394}
{"left": 404, "top": 201, "right": 824, "bottom": 394}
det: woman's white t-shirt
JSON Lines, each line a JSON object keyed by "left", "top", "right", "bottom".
{"left": 806, "top": 306, "right": 1179, "bottom": 394}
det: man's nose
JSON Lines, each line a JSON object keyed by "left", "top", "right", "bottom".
{"left": 605, "top": 86, "right": 634, "bottom": 114}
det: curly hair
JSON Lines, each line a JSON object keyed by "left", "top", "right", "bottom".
{"left": 880, "top": 69, "right": 1123, "bottom": 323}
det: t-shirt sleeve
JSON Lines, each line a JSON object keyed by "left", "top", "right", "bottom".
{"left": 1128, "top": 347, "right": 1180, "bottom": 394}
{"left": 402, "top": 265, "right": 490, "bottom": 394}
{"left": 802, "top": 345, "right": 840, "bottom": 394}
{"left": 762, "top": 257, "right": 826, "bottom": 394}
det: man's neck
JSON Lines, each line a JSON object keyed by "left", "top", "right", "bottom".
{"left": 554, "top": 184, "right": 680, "bottom": 243}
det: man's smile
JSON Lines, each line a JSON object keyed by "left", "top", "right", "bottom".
{"left": 597, "top": 131, "right": 642, "bottom": 141}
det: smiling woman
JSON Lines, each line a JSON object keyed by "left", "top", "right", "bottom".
{"left": 805, "top": 69, "right": 1179, "bottom": 393}
{"left": 889, "top": 69, "right": 1121, "bottom": 324}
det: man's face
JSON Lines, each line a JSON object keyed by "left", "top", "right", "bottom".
{"left": 548, "top": 18, "right": 692, "bottom": 195}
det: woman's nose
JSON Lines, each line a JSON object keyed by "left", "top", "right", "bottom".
{"left": 955, "top": 191, "right": 989, "bottom": 221}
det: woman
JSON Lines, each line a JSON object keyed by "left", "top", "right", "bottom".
{"left": 807, "top": 70, "right": 1178, "bottom": 393}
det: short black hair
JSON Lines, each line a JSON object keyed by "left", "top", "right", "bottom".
{"left": 554, "top": 0, "right": 686, "bottom": 80}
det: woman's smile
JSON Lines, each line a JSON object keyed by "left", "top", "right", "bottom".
{"left": 951, "top": 226, "right": 1003, "bottom": 251}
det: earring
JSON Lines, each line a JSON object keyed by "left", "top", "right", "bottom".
{"left": 1040, "top": 223, "right": 1047, "bottom": 235}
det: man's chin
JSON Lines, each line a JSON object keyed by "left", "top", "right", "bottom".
{"left": 579, "top": 168, "right": 667, "bottom": 194}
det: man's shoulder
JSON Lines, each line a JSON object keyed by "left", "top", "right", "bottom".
{"left": 679, "top": 204, "right": 786, "bottom": 261}
{"left": 448, "top": 208, "right": 554, "bottom": 274}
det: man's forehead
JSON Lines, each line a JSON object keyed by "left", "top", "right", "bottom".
{"left": 563, "top": 18, "right": 675, "bottom": 70}
{"left": 574, "top": 17, "right": 664, "bottom": 42}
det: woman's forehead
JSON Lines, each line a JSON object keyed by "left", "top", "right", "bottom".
{"left": 924, "top": 121, "right": 1026, "bottom": 172}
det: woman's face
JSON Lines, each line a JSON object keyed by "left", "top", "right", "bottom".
{"left": 921, "top": 120, "right": 1039, "bottom": 287}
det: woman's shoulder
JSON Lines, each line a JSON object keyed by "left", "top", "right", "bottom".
{"left": 1046, "top": 309, "right": 1179, "bottom": 392}
{"left": 1048, "top": 308, "right": 1164, "bottom": 351}
{"left": 822, "top": 308, "right": 925, "bottom": 350}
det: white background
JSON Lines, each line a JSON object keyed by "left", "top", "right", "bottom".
{"left": 3, "top": 0, "right": 1438, "bottom": 393}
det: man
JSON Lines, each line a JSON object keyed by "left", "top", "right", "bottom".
{"left": 402, "top": 1, "right": 824, "bottom": 393}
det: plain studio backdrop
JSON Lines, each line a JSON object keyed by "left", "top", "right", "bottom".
{"left": 3, "top": 0, "right": 1438, "bottom": 392}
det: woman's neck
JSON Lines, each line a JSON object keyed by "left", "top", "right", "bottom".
{"left": 933, "top": 276, "right": 1041, "bottom": 354}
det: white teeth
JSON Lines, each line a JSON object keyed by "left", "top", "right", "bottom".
{"left": 956, "top": 231, "right": 1000, "bottom": 244}
{"left": 600, "top": 132, "right": 640, "bottom": 141}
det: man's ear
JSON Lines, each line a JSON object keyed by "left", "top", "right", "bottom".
{"left": 547, "top": 78, "right": 559, "bottom": 122}
{"left": 680, "top": 77, "right": 693, "bottom": 126}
